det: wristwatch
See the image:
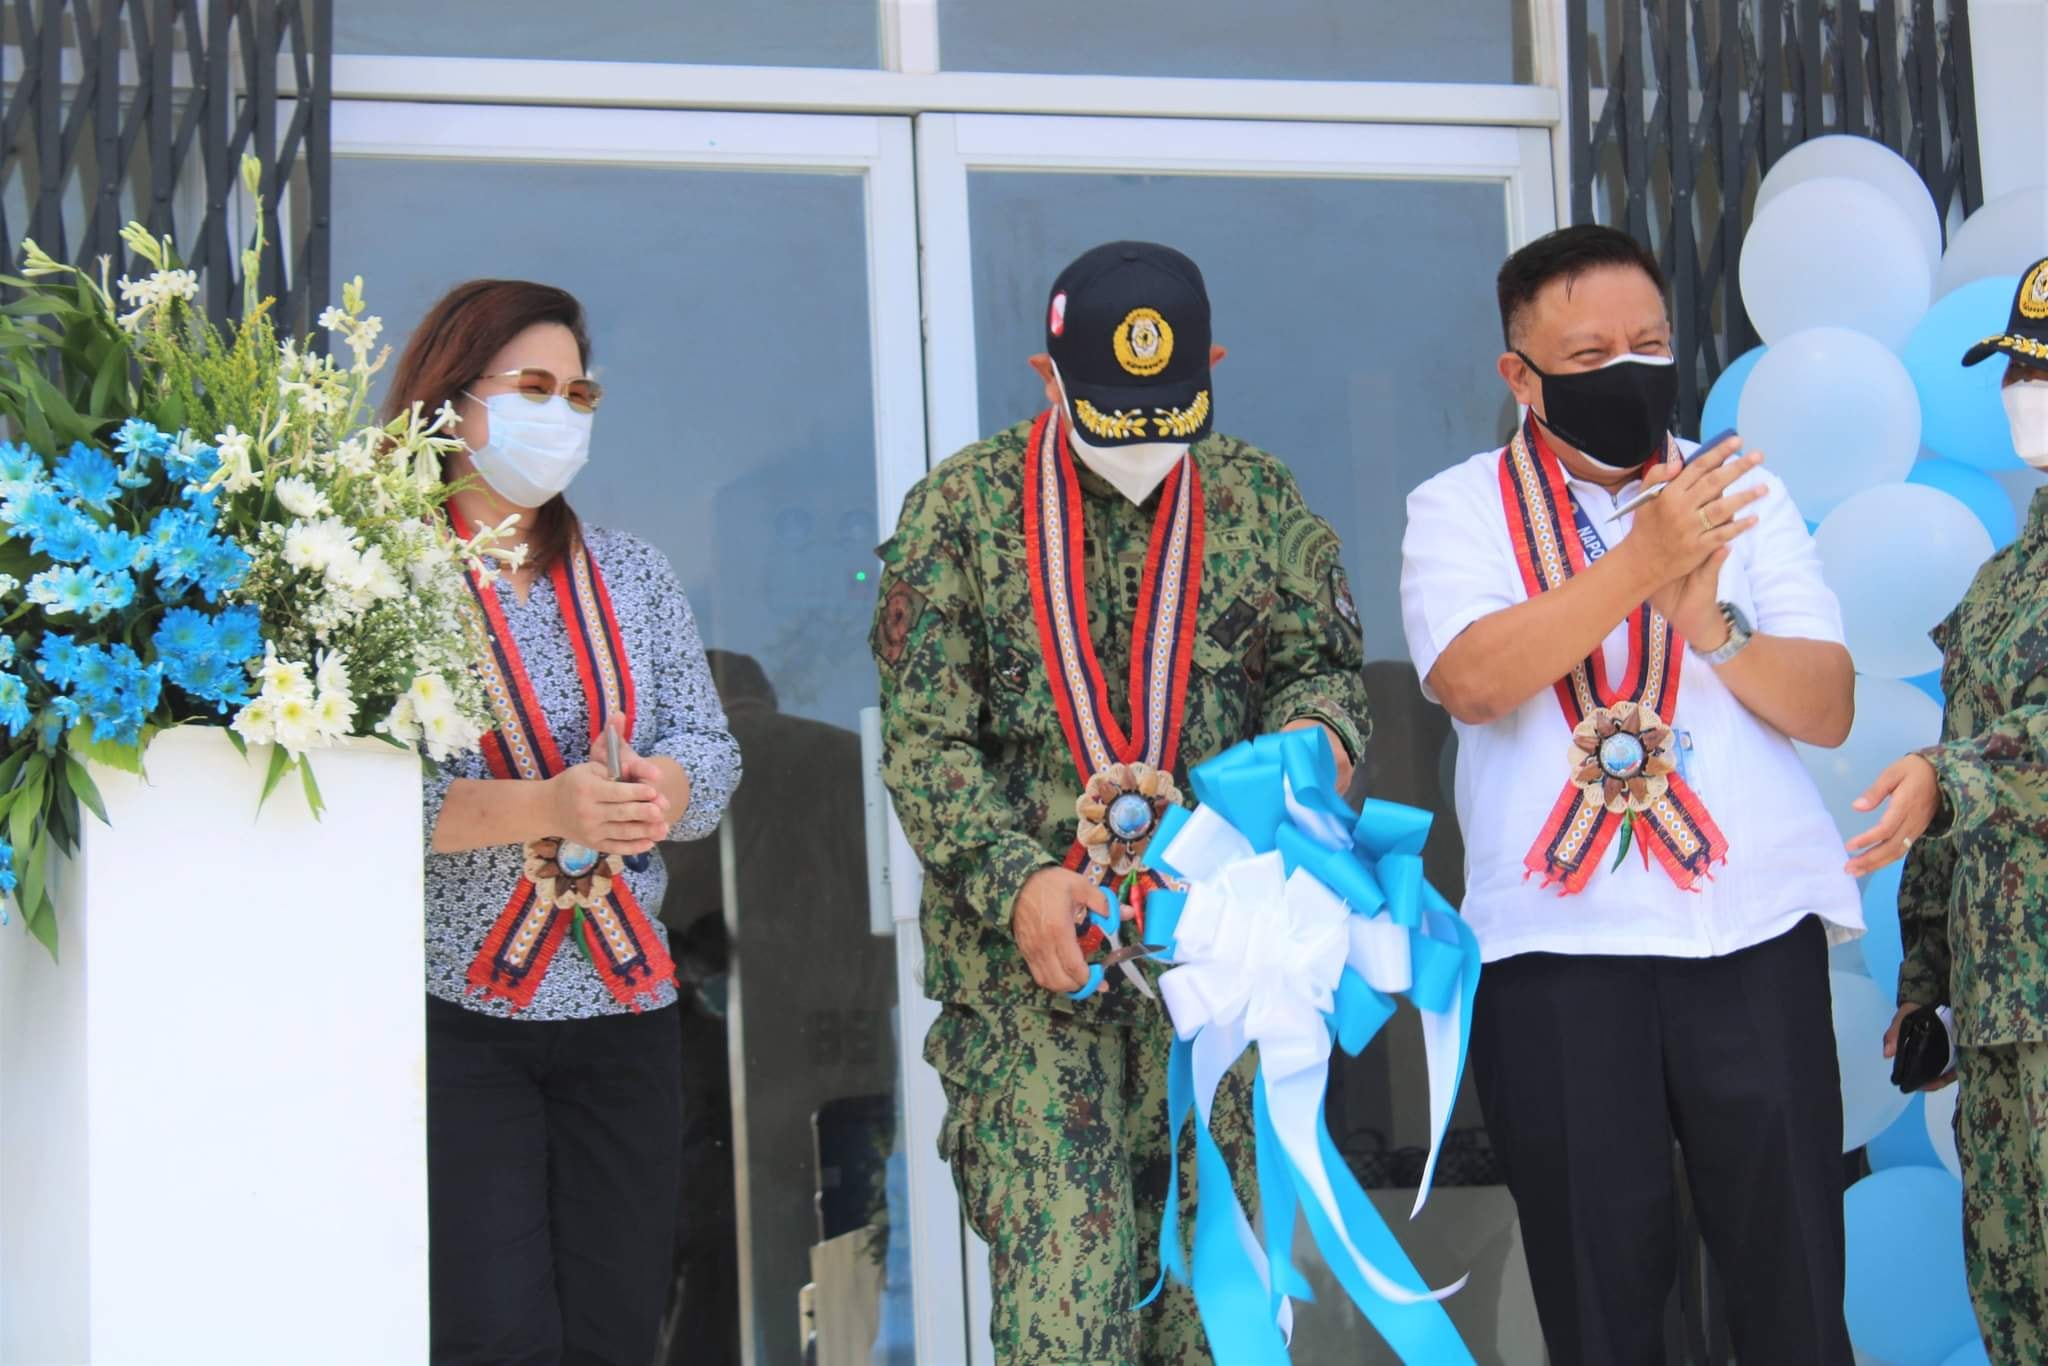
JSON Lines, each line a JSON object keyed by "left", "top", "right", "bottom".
{"left": 1696, "top": 600, "right": 1754, "bottom": 665}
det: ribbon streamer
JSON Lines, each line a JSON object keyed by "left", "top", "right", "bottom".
{"left": 1141, "top": 729, "right": 1482, "bottom": 1363}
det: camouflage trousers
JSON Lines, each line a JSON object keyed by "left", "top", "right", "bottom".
{"left": 926, "top": 1000, "right": 1258, "bottom": 1366}
{"left": 1958, "top": 1042, "right": 2048, "bottom": 1364}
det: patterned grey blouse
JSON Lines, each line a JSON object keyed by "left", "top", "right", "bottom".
{"left": 422, "top": 525, "right": 741, "bottom": 1020}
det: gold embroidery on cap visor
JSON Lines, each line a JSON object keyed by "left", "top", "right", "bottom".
{"left": 1114, "top": 307, "right": 1175, "bottom": 377}
{"left": 2023, "top": 260, "right": 2048, "bottom": 322}
{"left": 1982, "top": 333, "right": 2048, "bottom": 362}
{"left": 1153, "top": 389, "right": 1211, "bottom": 440}
{"left": 1074, "top": 398, "right": 1150, "bottom": 440}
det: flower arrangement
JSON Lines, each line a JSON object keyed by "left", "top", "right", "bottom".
{"left": 0, "top": 157, "right": 510, "bottom": 955}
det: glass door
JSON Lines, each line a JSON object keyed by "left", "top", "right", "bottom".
{"left": 330, "top": 101, "right": 933, "bottom": 1366}
{"left": 915, "top": 111, "right": 1557, "bottom": 1364}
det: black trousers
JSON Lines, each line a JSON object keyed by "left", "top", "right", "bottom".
{"left": 1470, "top": 915, "right": 1852, "bottom": 1365}
{"left": 428, "top": 995, "right": 684, "bottom": 1366}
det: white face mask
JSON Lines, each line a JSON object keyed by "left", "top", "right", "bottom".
{"left": 463, "top": 391, "right": 594, "bottom": 508}
{"left": 1053, "top": 363, "right": 1188, "bottom": 505}
{"left": 2006, "top": 380, "right": 2048, "bottom": 470}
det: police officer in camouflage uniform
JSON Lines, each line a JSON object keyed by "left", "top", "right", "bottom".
{"left": 1850, "top": 257, "right": 2048, "bottom": 1363}
{"left": 872, "top": 241, "right": 1370, "bottom": 1365}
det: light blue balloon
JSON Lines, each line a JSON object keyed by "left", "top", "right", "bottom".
{"left": 1904, "top": 276, "right": 2024, "bottom": 471}
{"left": 1740, "top": 326, "right": 1922, "bottom": 521}
{"left": 1941, "top": 1336, "right": 1992, "bottom": 1366}
{"left": 1910, "top": 457, "right": 2019, "bottom": 549}
{"left": 1844, "top": 1168, "right": 1975, "bottom": 1365}
{"left": 1699, "top": 346, "right": 1765, "bottom": 445}
{"left": 1834, "top": 969, "right": 1914, "bottom": 1152}
{"left": 1862, "top": 862, "right": 1905, "bottom": 992}
{"left": 1868, "top": 1094, "right": 1943, "bottom": 1172}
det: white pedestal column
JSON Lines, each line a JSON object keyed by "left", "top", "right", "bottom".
{"left": 0, "top": 726, "right": 429, "bottom": 1364}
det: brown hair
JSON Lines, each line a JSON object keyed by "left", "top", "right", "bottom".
{"left": 385, "top": 279, "right": 593, "bottom": 575}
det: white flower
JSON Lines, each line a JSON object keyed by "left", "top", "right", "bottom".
{"left": 282, "top": 516, "right": 356, "bottom": 575}
{"left": 231, "top": 698, "right": 277, "bottom": 747}
{"left": 318, "top": 306, "right": 347, "bottom": 332}
{"left": 272, "top": 692, "right": 322, "bottom": 755}
{"left": 408, "top": 673, "right": 457, "bottom": 721}
{"left": 421, "top": 707, "right": 483, "bottom": 763}
{"left": 213, "top": 425, "right": 259, "bottom": 493}
{"left": 273, "top": 475, "right": 328, "bottom": 519}
{"left": 357, "top": 545, "right": 404, "bottom": 601}
{"left": 378, "top": 695, "right": 422, "bottom": 745}
{"left": 0, "top": 575, "right": 20, "bottom": 597}
{"left": 313, "top": 690, "right": 357, "bottom": 737}
{"left": 257, "top": 644, "right": 312, "bottom": 702}
{"left": 314, "top": 649, "right": 351, "bottom": 698}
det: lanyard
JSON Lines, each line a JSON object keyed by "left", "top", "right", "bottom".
{"left": 1566, "top": 489, "right": 1611, "bottom": 563}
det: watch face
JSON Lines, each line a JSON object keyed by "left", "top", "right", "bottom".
{"left": 1724, "top": 602, "right": 1753, "bottom": 638}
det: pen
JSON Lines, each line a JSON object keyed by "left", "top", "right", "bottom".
{"left": 608, "top": 723, "right": 653, "bottom": 873}
{"left": 1605, "top": 428, "right": 1739, "bottom": 522}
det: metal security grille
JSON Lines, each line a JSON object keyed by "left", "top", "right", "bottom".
{"left": 1567, "top": 0, "right": 1984, "bottom": 426}
{"left": 1, "top": 0, "right": 332, "bottom": 330}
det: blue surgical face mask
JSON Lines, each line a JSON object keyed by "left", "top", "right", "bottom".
{"left": 463, "top": 391, "right": 594, "bottom": 508}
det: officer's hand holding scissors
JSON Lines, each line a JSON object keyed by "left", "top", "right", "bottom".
{"left": 1012, "top": 867, "right": 1131, "bottom": 994}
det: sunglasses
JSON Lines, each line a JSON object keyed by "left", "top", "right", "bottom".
{"left": 473, "top": 367, "right": 604, "bottom": 414}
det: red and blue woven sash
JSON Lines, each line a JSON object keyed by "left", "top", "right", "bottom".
{"left": 1499, "top": 421, "right": 1728, "bottom": 894}
{"left": 1022, "top": 409, "right": 1203, "bottom": 946}
{"left": 451, "top": 515, "right": 675, "bottom": 1011}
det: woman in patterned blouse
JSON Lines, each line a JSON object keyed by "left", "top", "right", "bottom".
{"left": 389, "top": 280, "right": 741, "bottom": 1365}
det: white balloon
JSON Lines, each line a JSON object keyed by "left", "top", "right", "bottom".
{"left": 1937, "top": 187, "right": 2048, "bottom": 298}
{"left": 1834, "top": 970, "right": 1915, "bottom": 1153}
{"left": 1816, "top": 484, "right": 1994, "bottom": 678}
{"left": 1925, "top": 1083, "right": 1961, "bottom": 1181}
{"left": 1756, "top": 135, "right": 1942, "bottom": 277}
{"left": 1737, "top": 326, "right": 1922, "bottom": 521}
{"left": 1798, "top": 677, "right": 1943, "bottom": 843}
{"left": 1741, "top": 178, "right": 1933, "bottom": 352}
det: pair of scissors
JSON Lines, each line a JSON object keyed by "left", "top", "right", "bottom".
{"left": 1067, "top": 888, "right": 1167, "bottom": 1002}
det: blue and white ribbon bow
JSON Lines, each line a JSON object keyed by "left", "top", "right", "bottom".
{"left": 1138, "top": 729, "right": 1482, "bottom": 1365}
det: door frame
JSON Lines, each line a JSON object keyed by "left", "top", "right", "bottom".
{"left": 909, "top": 109, "right": 1558, "bottom": 1363}
{"left": 331, "top": 99, "right": 948, "bottom": 1366}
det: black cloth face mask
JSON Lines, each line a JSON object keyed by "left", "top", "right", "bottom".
{"left": 1516, "top": 350, "right": 1680, "bottom": 470}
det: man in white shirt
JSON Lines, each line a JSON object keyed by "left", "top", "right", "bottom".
{"left": 1399, "top": 225, "right": 1861, "bottom": 1364}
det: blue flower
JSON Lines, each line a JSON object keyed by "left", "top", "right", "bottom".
{"left": 88, "top": 528, "right": 149, "bottom": 575}
{"left": 0, "top": 443, "right": 44, "bottom": 493}
{"left": 89, "top": 571, "right": 135, "bottom": 620}
{"left": 153, "top": 605, "right": 259, "bottom": 713}
{"left": 27, "top": 566, "right": 100, "bottom": 616}
{"left": 195, "top": 540, "right": 250, "bottom": 601}
{"left": 0, "top": 671, "right": 30, "bottom": 737}
{"left": 34, "top": 693, "right": 82, "bottom": 748}
{"left": 0, "top": 635, "right": 15, "bottom": 667}
{"left": 153, "top": 607, "right": 213, "bottom": 659}
{"left": 37, "top": 634, "right": 80, "bottom": 686}
{"left": 164, "top": 437, "right": 219, "bottom": 487}
{"left": 113, "top": 420, "right": 167, "bottom": 460}
{"left": 0, "top": 839, "right": 16, "bottom": 896}
{"left": 72, "top": 645, "right": 117, "bottom": 700}
{"left": 53, "top": 443, "right": 120, "bottom": 512}
{"left": 40, "top": 514, "right": 95, "bottom": 565}
{"left": 212, "top": 605, "right": 262, "bottom": 662}
{"left": 8, "top": 487, "right": 75, "bottom": 551}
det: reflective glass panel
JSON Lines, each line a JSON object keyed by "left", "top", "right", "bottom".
{"left": 335, "top": 152, "right": 910, "bottom": 1366}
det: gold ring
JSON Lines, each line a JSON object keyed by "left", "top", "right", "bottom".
{"left": 1698, "top": 506, "right": 1715, "bottom": 534}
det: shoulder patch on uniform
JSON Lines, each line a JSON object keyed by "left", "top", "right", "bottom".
{"left": 1278, "top": 514, "right": 1342, "bottom": 589}
{"left": 876, "top": 579, "right": 929, "bottom": 669}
